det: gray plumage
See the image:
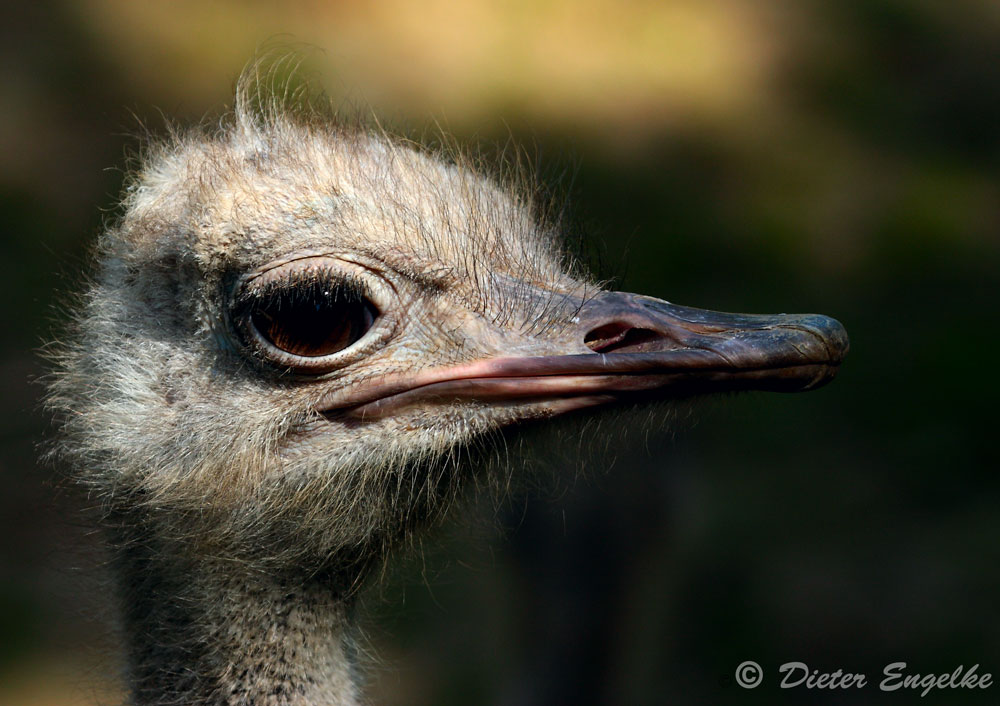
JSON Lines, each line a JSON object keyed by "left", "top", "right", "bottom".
{"left": 45, "top": 75, "right": 846, "bottom": 706}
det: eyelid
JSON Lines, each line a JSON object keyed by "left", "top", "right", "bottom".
{"left": 242, "top": 264, "right": 370, "bottom": 299}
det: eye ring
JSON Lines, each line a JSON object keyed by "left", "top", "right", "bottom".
{"left": 232, "top": 256, "right": 395, "bottom": 374}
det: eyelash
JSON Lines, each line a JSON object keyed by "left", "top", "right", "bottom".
{"left": 239, "top": 270, "right": 371, "bottom": 310}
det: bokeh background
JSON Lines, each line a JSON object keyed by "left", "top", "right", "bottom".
{"left": 2, "top": 1, "right": 999, "bottom": 704}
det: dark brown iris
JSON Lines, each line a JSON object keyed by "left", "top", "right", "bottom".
{"left": 247, "top": 277, "right": 377, "bottom": 358}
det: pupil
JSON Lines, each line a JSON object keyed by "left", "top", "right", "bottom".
{"left": 249, "top": 283, "right": 375, "bottom": 358}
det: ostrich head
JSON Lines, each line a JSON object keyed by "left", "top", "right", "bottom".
{"left": 46, "top": 88, "right": 846, "bottom": 705}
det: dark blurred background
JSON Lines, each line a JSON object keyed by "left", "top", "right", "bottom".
{"left": 2, "top": 1, "right": 999, "bottom": 704}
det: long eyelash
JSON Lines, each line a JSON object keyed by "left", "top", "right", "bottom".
{"left": 238, "top": 269, "right": 372, "bottom": 310}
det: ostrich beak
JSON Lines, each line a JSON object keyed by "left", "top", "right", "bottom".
{"left": 329, "top": 291, "right": 848, "bottom": 420}
{"left": 568, "top": 291, "right": 848, "bottom": 393}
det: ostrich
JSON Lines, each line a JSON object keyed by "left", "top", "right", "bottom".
{"left": 46, "top": 88, "right": 847, "bottom": 706}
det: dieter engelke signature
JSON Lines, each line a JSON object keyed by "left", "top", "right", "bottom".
{"left": 734, "top": 660, "right": 992, "bottom": 698}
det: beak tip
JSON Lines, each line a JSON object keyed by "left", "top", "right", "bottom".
{"left": 784, "top": 314, "right": 848, "bottom": 392}
{"left": 800, "top": 314, "right": 850, "bottom": 365}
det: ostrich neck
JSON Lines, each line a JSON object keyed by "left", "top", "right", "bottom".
{"left": 113, "top": 526, "right": 363, "bottom": 706}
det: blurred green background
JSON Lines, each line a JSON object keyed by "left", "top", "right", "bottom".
{"left": 2, "top": 1, "right": 999, "bottom": 704}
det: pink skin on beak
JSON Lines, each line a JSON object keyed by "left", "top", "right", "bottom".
{"left": 318, "top": 291, "right": 849, "bottom": 421}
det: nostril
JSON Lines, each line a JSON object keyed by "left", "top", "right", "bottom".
{"left": 584, "top": 322, "right": 630, "bottom": 351}
{"left": 584, "top": 322, "right": 663, "bottom": 353}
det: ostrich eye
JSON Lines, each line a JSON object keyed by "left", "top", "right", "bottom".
{"left": 244, "top": 275, "right": 378, "bottom": 359}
